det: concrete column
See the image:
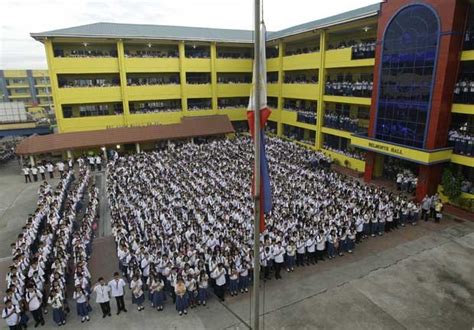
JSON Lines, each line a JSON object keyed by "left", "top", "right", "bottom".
{"left": 167, "top": 140, "right": 171, "bottom": 149}
{"left": 66, "top": 150, "right": 72, "bottom": 159}
{"left": 29, "top": 155, "right": 35, "bottom": 166}
{"left": 135, "top": 143, "right": 141, "bottom": 153}
{"left": 101, "top": 147, "right": 108, "bottom": 161}
{"left": 191, "top": 138, "right": 195, "bottom": 144}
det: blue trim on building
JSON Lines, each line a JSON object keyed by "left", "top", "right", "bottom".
{"left": 26, "top": 70, "right": 38, "bottom": 105}
{"left": 0, "top": 70, "right": 9, "bottom": 102}
{"left": 0, "top": 126, "right": 51, "bottom": 138}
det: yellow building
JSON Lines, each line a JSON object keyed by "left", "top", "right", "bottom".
{"left": 30, "top": 2, "right": 473, "bottom": 203}
{"left": 0, "top": 69, "right": 53, "bottom": 114}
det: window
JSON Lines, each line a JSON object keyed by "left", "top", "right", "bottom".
{"left": 375, "top": 4, "right": 439, "bottom": 148}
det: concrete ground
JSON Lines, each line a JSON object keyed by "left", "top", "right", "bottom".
{"left": 0, "top": 159, "right": 473, "bottom": 330}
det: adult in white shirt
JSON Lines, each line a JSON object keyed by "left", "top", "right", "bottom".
{"left": 22, "top": 166, "right": 31, "bottom": 183}
{"left": 93, "top": 277, "right": 111, "bottom": 318}
{"left": 108, "top": 272, "right": 127, "bottom": 314}
{"left": 2, "top": 300, "right": 20, "bottom": 329}
{"left": 46, "top": 162, "right": 54, "bottom": 178}
{"left": 56, "top": 161, "right": 65, "bottom": 176}
{"left": 25, "top": 286, "right": 44, "bottom": 327}
{"left": 31, "top": 166, "right": 38, "bottom": 182}
{"left": 38, "top": 164, "right": 46, "bottom": 180}
{"left": 211, "top": 263, "right": 226, "bottom": 301}
{"left": 95, "top": 155, "right": 102, "bottom": 171}
{"left": 273, "top": 241, "right": 285, "bottom": 279}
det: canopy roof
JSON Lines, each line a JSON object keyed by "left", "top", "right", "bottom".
{"left": 16, "top": 115, "right": 234, "bottom": 155}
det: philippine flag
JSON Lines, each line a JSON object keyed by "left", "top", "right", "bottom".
{"left": 247, "top": 22, "right": 272, "bottom": 233}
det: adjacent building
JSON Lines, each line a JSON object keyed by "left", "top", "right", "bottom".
{"left": 30, "top": 0, "right": 473, "bottom": 202}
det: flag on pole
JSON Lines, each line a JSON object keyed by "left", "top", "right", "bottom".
{"left": 247, "top": 22, "right": 272, "bottom": 233}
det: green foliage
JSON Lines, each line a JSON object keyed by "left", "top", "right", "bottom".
{"left": 441, "top": 168, "right": 463, "bottom": 202}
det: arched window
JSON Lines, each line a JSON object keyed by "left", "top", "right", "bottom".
{"left": 375, "top": 4, "right": 439, "bottom": 148}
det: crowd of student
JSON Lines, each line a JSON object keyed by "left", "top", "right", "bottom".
{"left": 322, "top": 144, "right": 366, "bottom": 161}
{"left": 131, "top": 103, "right": 182, "bottom": 114}
{"left": 124, "top": 50, "right": 179, "bottom": 58}
{"left": 217, "top": 51, "right": 252, "bottom": 59}
{"left": 59, "top": 79, "right": 120, "bottom": 88}
{"left": 22, "top": 161, "right": 68, "bottom": 183}
{"left": 1, "top": 139, "right": 18, "bottom": 164}
{"left": 296, "top": 111, "right": 317, "bottom": 124}
{"left": 285, "top": 46, "right": 319, "bottom": 56}
{"left": 351, "top": 41, "right": 376, "bottom": 59}
{"left": 56, "top": 49, "right": 117, "bottom": 58}
{"left": 396, "top": 171, "right": 418, "bottom": 193}
{"left": 3, "top": 160, "right": 100, "bottom": 329}
{"left": 325, "top": 80, "right": 373, "bottom": 98}
{"left": 453, "top": 79, "right": 474, "bottom": 104}
{"left": 217, "top": 76, "right": 251, "bottom": 84}
{"left": 103, "top": 135, "right": 436, "bottom": 317}
{"left": 127, "top": 77, "right": 180, "bottom": 86}
{"left": 324, "top": 113, "right": 359, "bottom": 132}
{"left": 448, "top": 124, "right": 473, "bottom": 156}
{"left": 284, "top": 74, "right": 318, "bottom": 84}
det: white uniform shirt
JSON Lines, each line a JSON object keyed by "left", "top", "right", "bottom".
{"left": 94, "top": 284, "right": 110, "bottom": 303}
{"left": 2, "top": 305, "right": 20, "bottom": 326}
{"left": 108, "top": 278, "right": 126, "bottom": 297}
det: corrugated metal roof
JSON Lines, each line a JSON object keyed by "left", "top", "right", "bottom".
{"left": 30, "top": 3, "right": 380, "bottom": 43}
{"left": 269, "top": 3, "right": 380, "bottom": 39}
{"left": 31, "top": 22, "right": 254, "bottom": 43}
{"left": 15, "top": 115, "right": 235, "bottom": 155}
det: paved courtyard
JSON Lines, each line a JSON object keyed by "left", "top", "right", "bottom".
{"left": 0, "top": 159, "right": 473, "bottom": 329}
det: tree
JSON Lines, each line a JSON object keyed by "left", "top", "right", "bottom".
{"left": 441, "top": 168, "right": 463, "bottom": 202}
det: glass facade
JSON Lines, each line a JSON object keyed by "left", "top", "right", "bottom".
{"left": 375, "top": 4, "right": 439, "bottom": 148}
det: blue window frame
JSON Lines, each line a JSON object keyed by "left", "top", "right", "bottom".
{"left": 375, "top": 4, "right": 440, "bottom": 148}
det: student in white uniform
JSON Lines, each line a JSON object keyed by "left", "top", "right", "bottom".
{"left": 108, "top": 272, "right": 127, "bottom": 314}
{"left": 25, "top": 285, "right": 44, "bottom": 327}
{"left": 2, "top": 300, "right": 20, "bottom": 330}
{"left": 93, "top": 277, "right": 111, "bottom": 318}
{"left": 22, "top": 166, "right": 31, "bottom": 183}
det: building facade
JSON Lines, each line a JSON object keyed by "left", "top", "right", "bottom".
{"left": 31, "top": 0, "right": 473, "bottom": 202}
{"left": 0, "top": 69, "right": 53, "bottom": 113}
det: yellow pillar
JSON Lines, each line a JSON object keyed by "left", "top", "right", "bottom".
{"left": 210, "top": 43, "right": 218, "bottom": 112}
{"left": 117, "top": 40, "right": 130, "bottom": 127}
{"left": 276, "top": 41, "right": 284, "bottom": 136}
{"left": 135, "top": 143, "right": 141, "bottom": 153}
{"left": 44, "top": 40, "right": 64, "bottom": 132}
{"left": 178, "top": 42, "right": 188, "bottom": 114}
{"left": 315, "top": 31, "right": 326, "bottom": 150}
{"left": 29, "top": 155, "right": 35, "bottom": 166}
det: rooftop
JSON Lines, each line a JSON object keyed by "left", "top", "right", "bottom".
{"left": 30, "top": 3, "right": 380, "bottom": 43}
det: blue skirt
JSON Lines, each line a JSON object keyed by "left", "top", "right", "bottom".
{"left": 76, "top": 301, "right": 89, "bottom": 317}
{"left": 239, "top": 275, "right": 249, "bottom": 289}
{"left": 176, "top": 294, "right": 189, "bottom": 312}
{"left": 198, "top": 288, "right": 208, "bottom": 302}
{"left": 53, "top": 308, "right": 65, "bottom": 325}
{"left": 152, "top": 290, "right": 165, "bottom": 307}
{"left": 132, "top": 293, "right": 145, "bottom": 305}
{"left": 229, "top": 278, "right": 238, "bottom": 292}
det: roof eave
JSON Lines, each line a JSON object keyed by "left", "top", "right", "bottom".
{"left": 267, "top": 10, "right": 379, "bottom": 41}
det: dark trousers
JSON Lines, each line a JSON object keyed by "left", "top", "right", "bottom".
{"left": 296, "top": 253, "right": 305, "bottom": 266}
{"left": 316, "top": 249, "right": 325, "bottom": 261}
{"left": 422, "top": 209, "right": 429, "bottom": 221}
{"left": 274, "top": 262, "right": 282, "bottom": 279}
{"left": 40, "top": 173, "right": 45, "bottom": 180}
{"left": 97, "top": 164, "right": 102, "bottom": 171}
{"left": 100, "top": 301, "right": 111, "bottom": 316}
{"left": 262, "top": 266, "right": 270, "bottom": 279}
{"left": 33, "top": 174, "right": 38, "bottom": 182}
{"left": 31, "top": 308, "right": 44, "bottom": 324}
{"left": 214, "top": 284, "right": 225, "bottom": 301}
{"left": 24, "top": 174, "right": 31, "bottom": 183}
{"left": 9, "top": 325, "right": 20, "bottom": 330}
{"left": 115, "top": 295, "right": 126, "bottom": 312}
{"left": 49, "top": 172, "right": 54, "bottom": 178}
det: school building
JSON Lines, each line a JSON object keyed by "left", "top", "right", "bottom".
{"left": 27, "top": 0, "right": 473, "bottom": 203}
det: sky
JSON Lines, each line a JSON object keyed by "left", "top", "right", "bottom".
{"left": 0, "top": 0, "right": 381, "bottom": 69}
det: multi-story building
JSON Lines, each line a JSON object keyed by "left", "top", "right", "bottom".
{"left": 0, "top": 69, "right": 53, "bottom": 114}
{"left": 31, "top": 0, "right": 473, "bottom": 203}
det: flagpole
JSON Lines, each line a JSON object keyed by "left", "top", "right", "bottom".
{"left": 252, "top": 0, "right": 261, "bottom": 329}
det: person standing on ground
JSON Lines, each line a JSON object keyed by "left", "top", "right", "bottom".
{"left": 108, "top": 272, "right": 127, "bottom": 315}
{"left": 93, "top": 277, "right": 112, "bottom": 318}
{"left": 25, "top": 285, "right": 44, "bottom": 327}
{"left": 38, "top": 164, "right": 46, "bottom": 181}
{"left": 273, "top": 241, "right": 285, "bottom": 279}
{"left": 421, "top": 195, "right": 430, "bottom": 221}
{"left": 73, "top": 286, "right": 90, "bottom": 323}
{"left": 22, "top": 166, "right": 31, "bottom": 183}
{"left": 2, "top": 299, "right": 20, "bottom": 330}
{"left": 95, "top": 155, "right": 102, "bottom": 171}
{"left": 46, "top": 162, "right": 54, "bottom": 179}
{"left": 211, "top": 263, "right": 226, "bottom": 302}
{"left": 31, "top": 165, "right": 38, "bottom": 182}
